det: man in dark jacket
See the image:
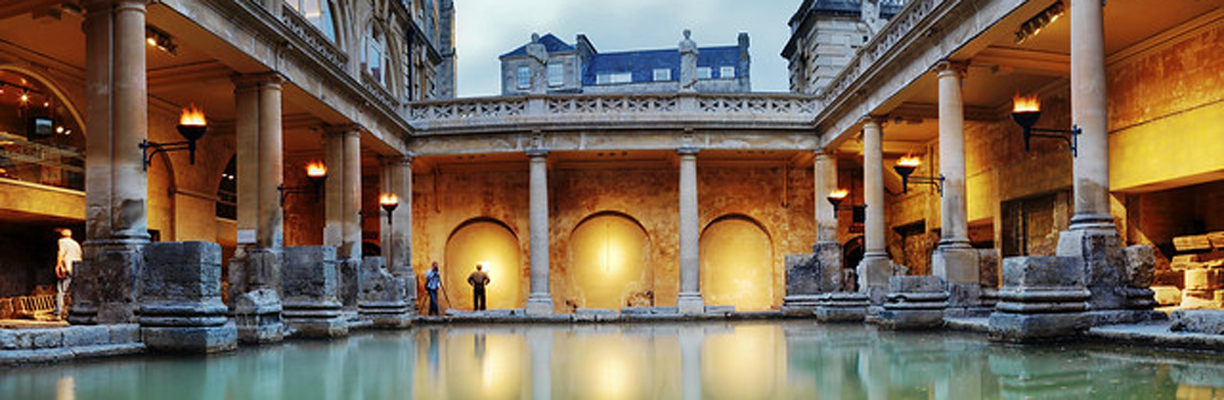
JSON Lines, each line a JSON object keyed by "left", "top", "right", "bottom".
{"left": 467, "top": 263, "right": 490, "bottom": 311}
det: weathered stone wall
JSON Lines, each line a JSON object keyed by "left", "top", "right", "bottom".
{"left": 409, "top": 161, "right": 815, "bottom": 311}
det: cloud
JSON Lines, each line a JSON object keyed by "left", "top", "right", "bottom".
{"left": 453, "top": 0, "right": 798, "bottom": 97}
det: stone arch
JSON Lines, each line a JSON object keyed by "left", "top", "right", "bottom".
{"left": 444, "top": 217, "right": 524, "bottom": 310}
{"left": 0, "top": 65, "right": 85, "bottom": 140}
{"left": 699, "top": 214, "right": 774, "bottom": 311}
{"left": 567, "top": 211, "right": 653, "bottom": 309}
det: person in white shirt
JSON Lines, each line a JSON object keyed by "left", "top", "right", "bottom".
{"left": 55, "top": 228, "right": 82, "bottom": 320}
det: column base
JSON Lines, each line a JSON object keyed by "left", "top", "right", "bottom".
{"left": 1057, "top": 227, "right": 1126, "bottom": 310}
{"left": 676, "top": 293, "right": 705, "bottom": 314}
{"left": 525, "top": 294, "right": 555, "bottom": 315}
{"left": 143, "top": 323, "right": 238, "bottom": 353}
{"left": 815, "top": 292, "right": 870, "bottom": 322}
{"left": 232, "top": 288, "right": 284, "bottom": 344}
{"left": 780, "top": 295, "right": 821, "bottom": 316}
{"left": 284, "top": 302, "right": 349, "bottom": 338}
{"left": 933, "top": 245, "right": 982, "bottom": 310}
{"left": 857, "top": 254, "right": 892, "bottom": 305}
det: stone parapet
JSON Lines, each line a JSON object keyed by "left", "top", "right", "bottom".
{"left": 139, "top": 242, "right": 237, "bottom": 353}
{"left": 989, "top": 256, "right": 1091, "bottom": 343}
{"left": 282, "top": 246, "right": 348, "bottom": 338}
{"left": 872, "top": 275, "right": 948, "bottom": 330}
{"left": 358, "top": 256, "right": 411, "bottom": 328}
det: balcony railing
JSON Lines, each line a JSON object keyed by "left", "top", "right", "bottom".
{"left": 406, "top": 93, "right": 820, "bottom": 133}
{"left": 0, "top": 132, "right": 84, "bottom": 191}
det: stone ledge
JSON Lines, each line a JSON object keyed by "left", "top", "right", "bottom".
{"left": 0, "top": 343, "right": 145, "bottom": 365}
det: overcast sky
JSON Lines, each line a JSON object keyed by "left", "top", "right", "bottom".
{"left": 453, "top": 0, "right": 800, "bottom": 97}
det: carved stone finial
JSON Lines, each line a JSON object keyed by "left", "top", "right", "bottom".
{"left": 531, "top": 32, "right": 540, "bottom": 43}
{"left": 683, "top": 29, "right": 691, "bottom": 40}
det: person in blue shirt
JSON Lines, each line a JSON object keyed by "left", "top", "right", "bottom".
{"left": 425, "top": 262, "right": 443, "bottom": 315}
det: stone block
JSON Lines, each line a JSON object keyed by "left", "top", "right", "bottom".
{"left": 1124, "top": 245, "right": 1156, "bottom": 288}
{"left": 988, "top": 312, "right": 1090, "bottom": 343}
{"left": 0, "top": 329, "right": 15, "bottom": 350}
{"left": 62, "top": 326, "right": 110, "bottom": 347}
{"left": 874, "top": 276, "right": 947, "bottom": 330}
{"left": 676, "top": 294, "right": 705, "bottom": 314}
{"left": 815, "top": 241, "right": 844, "bottom": 293}
{"left": 1152, "top": 285, "right": 1182, "bottom": 306}
{"left": 1001, "top": 256, "right": 1084, "bottom": 288}
{"left": 888, "top": 275, "right": 945, "bottom": 293}
{"left": 525, "top": 295, "right": 555, "bottom": 316}
{"left": 282, "top": 246, "right": 347, "bottom": 338}
{"left": 978, "top": 249, "right": 1001, "bottom": 288}
{"left": 140, "top": 242, "right": 236, "bottom": 353}
{"left": 1155, "top": 270, "right": 1184, "bottom": 286}
{"left": 339, "top": 258, "right": 361, "bottom": 309}
{"left": 1180, "top": 289, "right": 1224, "bottom": 309}
{"left": 89, "top": 242, "right": 145, "bottom": 324}
{"left": 814, "top": 292, "right": 870, "bottom": 322}
{"left": 109, "top": 324, "right": 140, "bottom": 344}
{"left": 232, "top": 288, "right": 284, "bottom": 344}
{"left": 1171, "top": 309, "right": 1224, "bottom": 334}
{"left": 142, "top": 323, "right": 238, "bottom": 353}
{"left": 784, "top": 253, "right": 818, "bottom": 296}
{"left": 932, "top": 246, "right": 979, "bottom": 285}
{"left": 358, "top": 257, "right": 410, "bottom": 328}
{"left": 1184, "top": 269, "right": 1223, "bottom": 291}
{"left": 1057, "top": 229, "right": 1126, "bottom": 310}
{"left": 857, "top": 256, "right": 893, "bottom": 304}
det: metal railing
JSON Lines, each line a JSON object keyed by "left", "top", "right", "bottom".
{"left": 0, "top": 132, "right": 84, "bottom": 191}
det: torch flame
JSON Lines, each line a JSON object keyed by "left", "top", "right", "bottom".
{"left": 1013, "top": 94, "right": 1040, "bottom": 113}
{"left": 180, "top": 104, "right": 206, "bottom": 126}
{"left": 379, "top": 193, "right": 399, "bottom": 206}
{"left": 897, "top": 155, "right": 921, "bottom": 167}
{"left": 305, "top": 161, "right": 327, "bottom": 177}
{"left": 829, "top": 188, "right": 849, "bottom": 199}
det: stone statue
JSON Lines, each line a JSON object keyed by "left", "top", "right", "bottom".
{"left": 525, "top": 33, "right": 549, "bottom": 94}
{"left": 678, "top": 29, "right": 699, "bottom": 93}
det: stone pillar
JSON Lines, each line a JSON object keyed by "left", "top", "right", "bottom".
{"left": 931, "top": 60, "right": 981, "bottom": 313}
{"left": 282, "top": 246, "right": 347, "bottom": 338}
{"left": 324, "top": 127, "right": 362, "bottom": 314}
{"left": 72, "top": 0, "right": 151, "bottom": 325}
{"left": 857, "top": 117, "right": 891, "bottom": 304}
{"left": 379, "top": 155, "right": 414, "bottom": 307}
{"left": 525, "top": 149, "right": 554, "bottom": 315}
{"left": 139, "top": 242, "right": 237, "bottom": 353}
{"left": 229, "top": 73, "right": 286, "bottom": 344}
{"left": 783, "top": 150, "right": 843, "bottom": 314}
{"left": 1056, "top": 0, "right": 1134, "bottom": 315}
{"left": 358, "top": 256, "right": 410, "bottom": 327}
{"left": 677, "top": 147, "right": 705, "bottom": 314}
{"left": 815, "top": 150, "right": 839, "bottom": 244}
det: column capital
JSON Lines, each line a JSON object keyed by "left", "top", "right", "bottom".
{"left": 859, "top": 115, "right": 887, "bottom": 128}
{"left": 677, "top": 147, "right": 701, "bottom": 156}
{"left": 934, "top": 59, "right": 969, "bottom": 77}
{"left": 380, "top": 153, "right": 415, "bottom": 166}
{"left": 814, "top": 149, "right": 837, "bottom": 159}
{"left": 232, "top": 72, "right": 285, "bottom": 89}
{"left": 526, "top": 148, "right": 550, "bottom": 158}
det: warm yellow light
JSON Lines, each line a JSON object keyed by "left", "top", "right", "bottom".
{"left": 305, "top": 161, "right": 327, "bottom": 177}
{"left": 179, "top": 104, "right": 206, "bottom": 126}
{"left": 19, "top": 93, "right": 28, "bottom": 103}
{"left": 897, "top": 155, "right": 922, "bottom": 167}
{"left": 147, "top": 37, "right": 159, "bottom": 47}
{"left": 380, "top": 193, "right": 399, "bottom": 207}
{"left": 1013, "top": 94, "right": 1041, "bottom": 113}
{"left": 476, "top": 260, "right": 489, "bottom": 271}
{"left": 828, "top": 188, "right": 849, "bottom": 200}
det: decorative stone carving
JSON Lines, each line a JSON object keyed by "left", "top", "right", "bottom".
{"left": 358, "top": 256, "right": 411, "bottom": 327}
{"left": 282, "top": 246, "right": 347, "bottom": 338}
{"left": 139, "top": 242, "right": 237, "bottom": 353}
{"left": 526, "top": 33, "right": 548, "bottom": 94}
{"left": 678, "top": 29, "right": 698, "bottom": 93}
{"left": 988, "top": 256, "right": 1090, "bottom": 343}
{"left": 872, "top": 275, "right": 948, "bottom": 330}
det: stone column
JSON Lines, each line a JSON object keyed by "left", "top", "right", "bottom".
{"left": 1056, "top": 0, "right": 1131, "bottom": 313}
{"left": 379, "top": 155, "right": 414, "bottom": 281}
{"left": 815, "top": 150, "right": 839, "bottom": 244}
{"left": 931, "top": 61, "right": 980, "bottom": 312}
{"left": 324, "top": 127, "right": 362, "bottom": 314}
{"left": 229, "top": 73, "right": 285, "bottom": 344}
{"left": 1067, "top": 0, "right": 1113, "bottom": 231}
{"left": 858, "top": 117, "right": 891, "bottom": 304}
{"left": 677, "top": 147, "right": 705, "bottom": 314}
{"left": 525, "top": 149, "right": 554, "bottom": 315}
{"left": 73, "top": 0, "right": 151, "bottom": 324}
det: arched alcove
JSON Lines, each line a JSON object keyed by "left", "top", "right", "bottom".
{"left": 444, "top": 218, "right": 523, "bottom": 310}
{"left": 699, "top": 215, "right": 774, "bottom": 311}
{"left": 0, "top": 67, "right": 86, "bottom": 191}
{"left": 568, "top": 212, "right": 651, "bottom": 309}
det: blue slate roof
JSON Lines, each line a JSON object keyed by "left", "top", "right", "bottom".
{"left": 499, "top": 33, "right": 576, "bottom": 58}
{"left": 582, "top": 46, "right": 740, "bottom": 86}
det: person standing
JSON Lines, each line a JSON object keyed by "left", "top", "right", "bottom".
{"left": 425, "top": 262, "right": 443, "bottom": 315}
{"left": 467, "top": 263, "right": 490, "bottom": 311}
{"left": 54, "top": 228, "right": 81, "bottom": 320}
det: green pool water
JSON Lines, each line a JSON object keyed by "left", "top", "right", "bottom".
{"left": 3, "top": 321, "right": 1223, "bottom": 399}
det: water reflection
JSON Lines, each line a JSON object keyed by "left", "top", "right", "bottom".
{"left": 4, "top": 321, "right": 1224, "bottom": 399}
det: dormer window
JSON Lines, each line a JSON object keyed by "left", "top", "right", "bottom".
{"left": 283, "top": 0, "right": 337, "bottom": 42}
{"left": 697, "top": 67, "right": 712, "bottom": 79}
{"left": 720, "top": 66, "right": 736, "bottom": 79}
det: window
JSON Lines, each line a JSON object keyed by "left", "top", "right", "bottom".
{"left": 283, "top": 0, "right": 337, "bottom": 41}
{"left": 697, "top": 67, "right": 712, "bottom": 79}
{"left": 517, "top": 66, "right": 530, "bottom": 89}
{"left": 595, "top": 72, "right": 632, "bottom": 85}
{"left": 653, "top": 68, "right": 671, "bottom": 81}
{"left": 365, "top": 28, "right": 385, "bottom": 85}
{"left": 720, "top": 66, "right": 736, "bottom": 79}
{"left": 548, "top": 63, "right": 564, "bottom": 87}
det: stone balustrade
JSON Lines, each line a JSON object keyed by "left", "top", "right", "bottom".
{"left": 406, "top": 93, "right": 821, "bottom": 134}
